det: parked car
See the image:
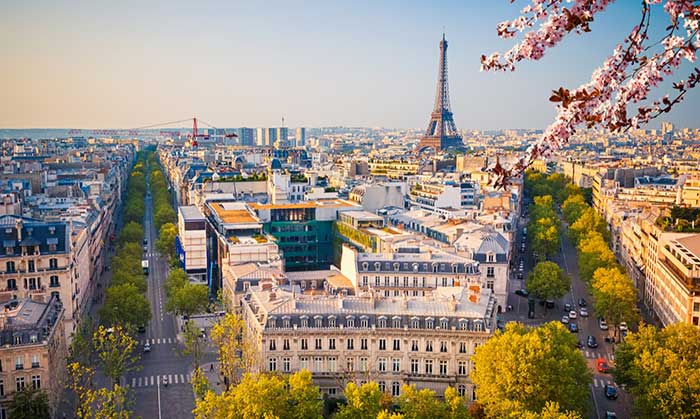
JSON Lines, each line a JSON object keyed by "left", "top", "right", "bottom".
{"left": 143, "top": 238, "right": 148, "bottom": 245}
{"left": 597, "top": 358, "right": 610, "bottom": 373}
{"left": 515, "top": 289, "right": 529, "bottom": 297}
{"left": 580, "top": 308, "right": 589, "bottom": 317}
{"left": 605, "top": 385, "right": 618, "bottom": 400}
{"left": 144, "top": 342, "right": 152, "bottom": 353}
{"left": 579, "top": 298, "right": 587, "bottom": 307}
{"left": 138, "top": 325, "right": 146, "bottom": 333}
{"left": 587, "top": 335, "right": 598, "bottom": 348}
{"left": 569, "top": 310, "right": 577, "bottom": 320}
{"left": 564, "top": 303, "right": 572, "bottom": 312}
{"left": 517, "top": 272, "right": 523, "bottom": 279}
{"left": 599, "top": 318, "right": 609, "bottom": 330}
{"left": 545, "top": 300, "right": 555, "bottom": 309}
{"left": 619, "top": 322, "right": 628, "bottom": 332}
{"left": 569, "top": 323, "right": 579, "bottom": 333}
{"left": 561, "top": 315, "right": 570, "bottom": 325}
{"left": 605, "top": 411, "right": 617, "bottom": 419}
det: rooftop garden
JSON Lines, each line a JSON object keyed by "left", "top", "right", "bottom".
{"left": 656, "top": 206, "right": 700, "bottom": 233}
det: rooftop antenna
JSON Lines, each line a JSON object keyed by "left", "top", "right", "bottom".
{"left": 282, "top": 117, "right": 285, "bottom": 128}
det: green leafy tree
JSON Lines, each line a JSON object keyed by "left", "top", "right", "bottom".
{"left": 100, "top": 283, "right": 151, "bottom": 328}
{"left": 191, "top": 367, "right": 210, "bottom": 401}
{"left": 614, "top": 323, "right": 700, "bottom": 419}
{"left": 526, "top": 261, "right": 571, "bottom": 306}
{"left": 70, "top": 315, "right": 97, "bottom": 365}
{"left": 591, "top": 267, "right": 639, "bottom": 333}
{"left": 117, "top": 222, "right": 144, "bottom": 246}
{"left": 576, "top": 232, "right": 616, "bottom": 283}
{"left": 398, "top": 385, "right": 446, "bottom": 419}
{"left": 7, "top": 387, "right": 50, "bottom": 419}
{"left": 561, "top": 194, "right": 588, "bottom": 225}
{"left": 569, "top": 207, "right": 609, "bottom": 245}
{"left": 157, "top": 222, "right": 178, "bottom": 261}
{"left": 166, "top": 282, "right": 209, "bottom": 317}
{"left": 93, "top": 325, "right": 141, "bottom": 385}
{"left": 532, "top": 217, "right": 560, "bottom": 259}
{"left": 210, "top": 313, "right": 259, "bottom": 387}
{"left": 471, "top": 322, "right": 590, "bottom": 417}
{"left": 155, "top": 205, "right": 176, "bottom": 231}
{"left": 183, "top": 319, "right": 205, "bottom": 368}
{"left": 165, "top": 268, "right": 188, "bottom": 298}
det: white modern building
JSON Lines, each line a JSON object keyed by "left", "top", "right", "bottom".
{"left": 178, "top": 206, "right": 208, "bottom": 283}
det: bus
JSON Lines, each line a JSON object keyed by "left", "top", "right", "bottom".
{"left": 142, "top": 260, "right": 149, "bottom": 274}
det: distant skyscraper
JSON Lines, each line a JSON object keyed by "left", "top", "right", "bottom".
{"left": 296, "top": 127, "right": 306, "bottom": 147}
{"left": 417, "top": 34, "right": 463, "bottom": 152}
{"left": 256, "top": 128, "right": 265, "bottom": 146}
{"left": 239, "top": 127, "right": 255, "bottom": 146}
{"left": 276, "top": 127, "right": 289, "bottom": 148}
{"left": 265, "top": 128, "right": 278, "bottom": 147}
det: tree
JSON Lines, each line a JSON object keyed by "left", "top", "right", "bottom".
{"left": 155, "top": 206, "right": 176, "bottom": 231}
{"left": 7, "top": 387, "right": 50, "bottom": 419}
{"left": 443, "top": 386, "right": 471, "bottom": 419}
{"left": 165, "top": 267, "right": 188, "bottom": 298}
{"left": 183, "top": 319, "right": 205, "bottom": 368}
{"left": 614, "top": 323, "right": 700, "bottom": 419}
{"left": 591, "top": 267, "right": 639, "bottom": 333}
{"left": 471, "top": 322, "right": 590, "bottom": 417}
{"left": 398, "top": 385, "right": 446, "bottom": 419}
{"left": 569, "top": 207, "right": 609, "bottom": 245}
{"left": 561, "top": 194, "right": 588, "bottom": 225}
{"left": 118, "top": 222, "right": 144, "bottom": 246}
{"left": 210, "top": 313, "right": 259, "bottom": 387}
{"left": 93, "top": 325, "right": 141, "bottom": 385}
{"left": 99, "top": 283, "right": 151, "bottom": 328}
{"left": 335, "top": 381, "right": 389, "bottom": 419}
{"left": 576, "top": 232, "right": 616, "bottom": 283}
{"left": 483, "top": 1, "right": 700, "bottom": 187}
{"left": 191, "top": 367, "right": 210, "bottom": 401}
{"left": 166, "top": 282, "right": 209, "bottom": 318}
{"left": 192, "top": 371, "right": 323, "bottom": 419}
{"left": 156, "top": 222, "right": 178, "bottom": 261}
{"left": 526, "top": 261, "right": 570, "bottom": 305}
{"left": 532, "top": 216, "right": 560, "bottom": 259}
{"left": 67, "top": 362, "right": 134, "bottom": 419}
{"left": 70, "top": 315, "right": 96, "bottom": 365}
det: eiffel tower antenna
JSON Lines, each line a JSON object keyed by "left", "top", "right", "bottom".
{"left": 417, "top": 34, "right": 463, "bottom": 152}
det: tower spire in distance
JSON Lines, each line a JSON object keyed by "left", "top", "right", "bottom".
{"left": 417, "top": 34, "right": 463, "bottom": 152}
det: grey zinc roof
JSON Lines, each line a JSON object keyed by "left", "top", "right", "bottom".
{"left": 180, "top": 205, "right": 204, "bottom": 221}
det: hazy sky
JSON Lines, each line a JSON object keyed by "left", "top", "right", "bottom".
{"left": 2, "top": 1, "right": 698, "bottom": 129}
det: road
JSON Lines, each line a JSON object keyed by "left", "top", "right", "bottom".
{"left": 125, "top": 174, "right": 197, "bottom": 419}
{"left": 504, "top": 208, "right": 631, "bottom": 419}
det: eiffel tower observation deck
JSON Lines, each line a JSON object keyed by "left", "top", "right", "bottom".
{"left": 417, "top": 34, "right": 464, "bottom": 152}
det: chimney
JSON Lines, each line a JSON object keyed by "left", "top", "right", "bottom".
{"left": 15, "top": 218, "right": 22, "bottom": 241}
{"left": 449, "top": 295, "right": 457, "bottom": 312}
{"left": 268, "top": 292, "right": 276, "bottom": 302}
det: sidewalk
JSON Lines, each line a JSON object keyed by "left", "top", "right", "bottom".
{"left": 197, "top": 361, "right": 227, "bottom": 395}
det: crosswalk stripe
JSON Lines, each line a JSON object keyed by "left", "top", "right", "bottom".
{"left": 151, "top": 376, "right": 155, "bottom": 386}
{"left": 156, "top": 338, "right": 161, "bottom": 344}
{"left": 180, "top": 374, "right": 185, "bottom": 383}
{"left": 168, "top": 374, "right": 172, "bottom": 383}
{"left": 132, "top": 378, "right": 136, "bottom": 387}
{"left": 186, "top": 374, "right": 191, "bottom": 382}
{"left": 174, "top": 375, "right": 179, "bottom": 384}
{"left": 138, "top": 377, "right": 142, "bottom": 387}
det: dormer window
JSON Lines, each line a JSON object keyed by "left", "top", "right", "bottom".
{"left": 314, "top": 317, "right": 323, "bottom": 328}
{"left": 425, "top": 318, "right": 434, "bottom": 329}
{"left": 374, "top": 262, "right": 381, "bottom": 271}
{"left": 440, "top": 318, "right": 449, "bottom": 329}
{"left": 393, "top": 263, "right": 400, "bottom": 272}
{"left": 377, "top": 317, "right": 387, "bottom": 328}
{"left": 362, "top": 262, "right": 368, "bottom": 270}
{"left": 487, "top": 253, "right": 495, "bottom": 263}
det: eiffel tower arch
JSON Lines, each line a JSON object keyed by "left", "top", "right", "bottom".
{"left": 417, "top": 34, "right": 464, "bottom": 152}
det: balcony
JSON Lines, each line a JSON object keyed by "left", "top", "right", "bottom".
{"left": 15, "top": 364, "right": 23, "bottom": 370}
{"left": 31, "top": 362, "right": 40, "bottom": 368}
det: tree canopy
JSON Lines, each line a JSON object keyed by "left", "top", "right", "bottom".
{"left": 591, "top": 267, "right": 639, "bottom": 331}
{"left": 526, "top": 261, "right": 570, "bottom": 303}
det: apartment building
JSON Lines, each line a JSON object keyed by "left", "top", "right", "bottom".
{"left": 177, "top": 206, "right": 208, "bottom": 283}
{"left": 0, "top": 296, "right": 67, "bottom": 418}
{"left": 242, "top": 280, "right": 495, "bottom": 399}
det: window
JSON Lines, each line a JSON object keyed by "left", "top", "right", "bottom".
{"left": 346, "top": 317, "right": 355, "bottom": 328}
{"left": 328, "top": 317, "right": 336, "bottom": 327}
{"left": 425, "top": 360, "right": 433, "bottom": 375}
{"left": 314, "top": 357, "right": 323, "bottom": 372}
{"left": 442, "top": 277, "right": 447, "bottom": 287}
{"left": 0, "top": 380, "right": 3, "bottom": 396}
{"left": 411, "top": 359, "right": 419, "bottom": 374}
{"left": 694, "top": 302, "right": 700, "bottom": 312}
{"left": 472, "top": 386, "right": 477, "bottom": 401}
{"left": 267, "top": 318, "right": 276, "bottom": 328}
{"left": 411, "top": 340, "right": 418, "bottom": 351}
{"left": 361, "top": 338, "right": 368, "bottom": 350}
{"left": 6, "top": 262, "right": 15, "bottom": 273}
{"left": 360, "top": 357, "right": 368, "bottom": 372}
{"left": 361, "top": 318, "right": 369, "bottom": 328}
{"left": 378, "top": 317, "right": 387, "bottom": 328}
{"left": 328, "top": 357, "right": 337, "bottom": 372}
{"left": 300, "top": 357, "right": 309, "bottom": 370}
{"left": 315, "top": 338, "right": 322, "bottom": 350}
{"left": 31, "top": 375, "right": 41, "bottom": 390}
{"left": 375, "top": 276, "right": 380, "bottom": 287}
{"left": 28, "top": 260, "right": 35, "bottom": 273}
{"left": 458, "top": 385, "right": 466, "bottom": 397}
{"left": 426, "top": 318, "right": 434, "bottom": 329}
{"left": 283, "top": 339, "right": 290, "bottom": 350}
{"left": 459, "top": 342, "right": 467, "bottom": 353}
{"left": 393, "top": 339, "right": 400, "bottom": 351}
{"left": 269, "top": 339, "right": 276, "bottom": 351}
{"left": 425, "top": 340, "right": 433, "bottom": 352}
{"left": 378, "top": 358, "right": 387, "bottom": 372}
{"left": 268, "top": 358, "right": 277, "bottom": 371}
{"left": 458, "top": 361, "right": 467, "bottom": 375}
{"left": 440, "top": 341, "right": 448, "bottom": 353}
{"left": 392, "top": 358, "right": 400, "bottom": 372}
{"left": 301, "top": 339, "right": 308, "bottom": 350}
{"left": 283, "top": 357, "right": 291, "bottom": 372}
{"left": 392, "top": 318, "right": 401, "bottom": 328}
{"left": 329, "top": 338, "right": 336, "bottom": 350}
{"left": 439, "top": 360, "right": 448, "bottom": 376}
{"left": 362, "top": 276, "right": 368, "bottom": 287}
{"left": 392, "top": 381, "right": 401, "bottom": 396}
{"left": 411, "top": 318, "right": 420, "bottom": 329}
{"left": 15, "top": 356, "right": 23, "bottom": 370}
{"left": 346, "top": 357, "right": 355, "bottom": 372}
{"left": 50, "top": 276, "right": 60, "bottom": 287}
{"left": 31, "top": 355, "right": 39, "bottom": 368}
{"left": 487, "top": 254, "right": 495, "bottom": 263}
{"left": 440, "top": 319, "right": 449, "bottom": 329}
{"left": 300, "top": 317, "right": 308, "bottom": 328}
{"left": 379, "top": 339, "right": 386, "bottom": 350}
{"left": 378, "top": 381, "right": 386, "bottom": 392}
{"left": 487, "top": 266, "right": 495, "bottom": 277}
{"left": 49, "top": 258, "right": 58, "bottom": 269}
{"left": 6, "top": 279, "right": 16, "bottom": 290}
{"left": 347, "top": 338, "right": 354, "bottom": 350}
{"left": 487, "top": 280, "right": 494, "bottom": 291}
{"left": 15, "top": 377, "right": 25, "bottom": 392}
{"left": 315, "top": 317, "right": 323, "bottom": 328}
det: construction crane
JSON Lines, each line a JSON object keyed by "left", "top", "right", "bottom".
{"left": 68, "top": 117, "right": 237, "bottom": 147}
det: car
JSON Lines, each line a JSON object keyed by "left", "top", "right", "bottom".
{"left": 518, "top": 266, "right": 524, "bottom": 272}
{"left": 564, "top": 303, "right": 572, "bottom": 312}
{"left": 619, "top": 322, "right": 628, "bottom": 332}
{"left": 137, "top": 325, "right": 146, "bottom": 333}
{"left": 143, "top": 238, "right": 148, "bottom": 245}
{"left": 597, "top": 357, "right": 610, "bottom": 373}
{"left": 545, "top": 300, "right": 555, "bottom": 309}
{"left": 579, "top": 298, "right": 587, "bottom": 307}
{"left": 605, "top": 411, "right": 617, "bottom": 419}
{"left": 144, "top": 343, "right": 151, "bottom": 352}
{"left": 580, "top": 308, "right": 589, "bottom": 317}
{"left": 577, "top": 339, "right": 584, "bottom": 349}
{"left": 569, "top": 310, "right": 577, "bottom": 319}
{"left": 561, "top": 315, "right": 570, "bottom": 324}
{"left": 517, "top": 272, "right": 523, "bottom": 279}
{"left": 515, "top": 289, "right": 529, "bottom": 297}
{"left": 605, "top": 385, "right": 618, "bottom": 400}
{"left": 587, "top": 335, "right": 598, "bottom": 348}
{"left": 200, "top": 328, "right": 206, "bottom": 338}
{"left": 143, "top": 246, "right": 148, "bottom": 252}
{"left": 569, "top": 323, "right": 579, "bottom": 333}
{"left": 599, "top": 318, "right": 609, "bottom": 330}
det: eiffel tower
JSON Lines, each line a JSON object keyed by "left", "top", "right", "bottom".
{"left": 417, "top": 34, "right": 463, "bottom": 152}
